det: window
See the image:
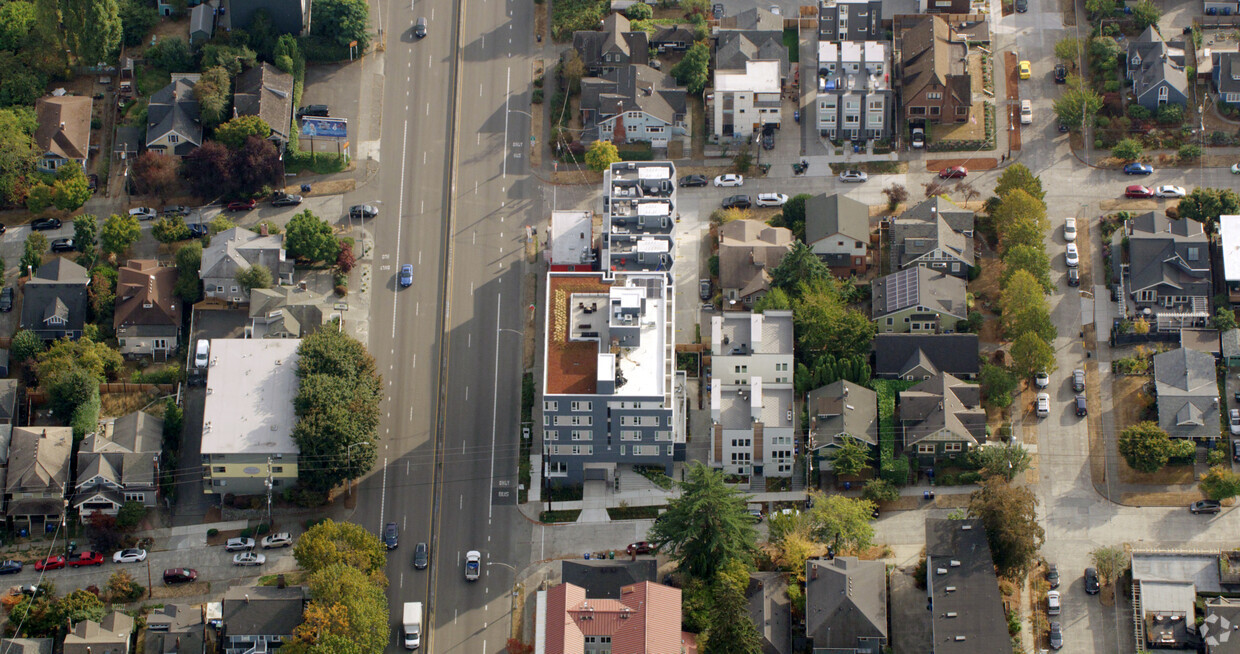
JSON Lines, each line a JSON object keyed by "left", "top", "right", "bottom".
{"left": 271, "top": 466, "right": 283, "bottom": 473}
{"left": 231, "top": 286, "right": 238, "bottom": 293}
{"left": 917, "top": 443, "right": 936, "bottom": 454}
{"left": 735, "top": 365, "right": 748, "bottom": 373}
{"left": 909, "top": 106, "right": 926, "bottom": 115}
{"left": 927, "top": 92, "right": 942, "bottom": 100}
{"left": 570, "top": 445, "right": 593, "bottom": 455}
{"left": 1187, "top": 246, "right": 1199, "bottom": 261}
{"left": 886, "top": 317, "right": 893, "bottom": 325}
{"left": 838, "top": 241, "right": 844, "bottom": 246}
{"left": 213, "top": 466, "right": 225, "bottom": 473}
{"left": 215, "top": 286, "right": 224, "bottom": 293}
{"left": 1136, "top": 290, "right": 1156, "bottom": 302}
{"left": 152, "top": 338, "right": 168, "bottom": 350}
{"left": 621, "top": 430, "right": 641, "bottom": 441}
{"left": 571, "top": 430, "right": 591, "bottom": 441}
{"left": 124, "top": 493, "right": 145, "bottom": 502}
{"left": 929, "top": 106, "right": 941, "bottom": 116}
{"left": 570, "top": 401, "right": 592, "bottom": 412}
{"left": 944, "top": 442, "right": 963, "bottom": 452}
{"left": 168, "top": 134, "right": 180, "bottom": 143}
{"left": 544, "top": 401, "right": 558, "bottom": 411}
{"left": 1158, "top": 86, "right": 1169, "bottom": 102}
{"left": 544, "top": 429, "right": 558, "bottom": 441}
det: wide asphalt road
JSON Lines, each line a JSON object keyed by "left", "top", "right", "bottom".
{"left": 353, "top": 0, "right": 536, "bottom": 651}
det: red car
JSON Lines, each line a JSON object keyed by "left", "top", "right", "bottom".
{"left": 67, "top": 551, "right": 104, "bottom": 567}
{"left": 626, "top": 541, "right": 654, "bottom": 555}
{"left": 33, "top": 555, "right": 65, "bottom": 571}
{"left": 1125, "top": 185, "right": 1154, "bottom": 198}
{"left": 226, "top": 199, "right": 257, "bottom": 212}
{"left": 938, "top": 166, "right": 968, "bottom": 179}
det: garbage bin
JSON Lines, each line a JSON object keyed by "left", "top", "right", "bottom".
{"left": 300, "top": 183, "right": 312, "bottom": 193}
{"left": 608, "top": 551, "right": 615, "bottom": 560}
{"left": 853, "top": 143, "right": 860, "bottom": 153}
{"left": 584, "top": 552, "right": 591, "bottom": 560}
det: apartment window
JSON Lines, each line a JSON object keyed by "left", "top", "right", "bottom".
{"left": 544, "top": 401, "right": 558, "bottom": 411}
{"left": 667, "top": 445, "right": 674, "bottom": 456}
{"left": 620, "top": 445, "right": 626, "bottom": 456}
{"left": 544, "top": 429, "right": 558, "bottom": 441}
{"left": 655, "top": 430, "right": 672, "bottom": 441}
{"left": 735, "top": 365, "right": 748, "bottom": 373}
{"left": 569, "top": 416, "right": 591, "bottom": 426}
{"left": 944, "top": 442, "right": 963, "bottom": 453}
{"left": 667, "top": 416, "right": 673, "bottom": 426}
{"left": 845, "top": 114, "right": 859, "bottom": 124}
{"left": 917, "top": 443, "right": 935, "bottom": 454}
{"left": 571, "top": 430, "right": 591, "bottom": 441}
{"left": 570, "top": 445, "right": 593, "bottom": 455}
{"left": 1187, "top": 246, "right": 1200, "bottom": 261}
{"left": 570, "top": 401, "right": 592, "bottom": 412}
{"left": 621, "top": 430, "right": 641, "bottom": 441}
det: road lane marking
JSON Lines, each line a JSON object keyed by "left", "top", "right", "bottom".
{"left": 392, "top": 120, "right": 410, "bottom": 339}
{"left": 502, "top": 67, "right": 511, "bottom": 179}
{"left": 470, "top": 282, "right": 474, "bottom": 296}
{"left": 488, "top": 294, "right": 503, "bottom": 519}
{"left": 426, "top": 103, "right": 430, "bottom": 115}
{"left": 378, "top": 456, "right": 389, "bottom": 532}
{"left": 460, "top": 495, "right": 463, "bottom": 509}
{"left": 468, "top": 333, "right": 471, "bottom": 347}
{"left": 465, "top": 387, "right": 469, "bottom": 401}
{"left": 480, "top": 83, "right": 483, "bottom": 97}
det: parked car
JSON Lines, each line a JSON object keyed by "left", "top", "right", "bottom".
{"left": 1035, "top": 372, "right": 1049, "bottom": 388}
{"left": 1020, "top": 99, "right": 1032, "bottom": 125}
{"left": 163, "top": 568, "right": 198, "bottom": 584}
{"left": 938, "top": 166, "right": 968, "bottom": 179}
{"left": 1123, "top": 162, "right": 1154, "bottom": 175}
{"left": 722, "top": 195, "right": 752, "bottom": 209}
{"left": 1072, "top": 369, "right": 1085, "bottom": 392}
{"left": 1065, "top": 243, "right": 1078, "bottom": 267}
{"left": 271, "top": 194, "right": 303, "bottom": 207}
{"left": 349, "top": 204, "right": 379, "bottom": 219}
{"left": 297, "top": 104, "right": 330, "bottom": 118}
{"left": 1019, "top": 60, "right": 1031, "bottom": 79}
{"left": 1063, "top": 217, "right": 1077, "bottom": 242}
{"left": 1036, "top": 392, "right": 1050, "bottom": 418}
{"left": 761, "top": 126, "right": 776, "bottom": 150}
{"left": 399, "top": 264, "right": 414, "bottom": 287}
{"left": 1084, "top": 567, "right": 1100, "bottom": 594}
{"left": 0, "top": 560, "right": 21, "bottom": 575}
{"left": 838, "top": 169, "right": 869, "bottom": 183}
{"left": 1049, "top": 622, "right": 1063, "bottom": 650}
{"left": 384, "top": 522, "right": 399, "bottom": 549}
{"left": 31, "top": 217, "right": 62, "bottom": 231}
{"left": 712, "top": 3, "right": 724, "bottom": 17}
{"left": 50, "top": 238, "right": 74, "bottom": 253}
{"left": 1074, "top": 394, "right": 1087, "bottom": 417}
{"left": 413, "top": 542, "right": 430, "bottom": 569}
{"left": 699, "top": 280, "right": 711, "bottom": 300}
{"left": 0, "top": 288, "right": 12, "bottom": 313}
{"left": 465, "top": 550, "right": 481, "bottom": 581}
{"left": 226, "top": 199, "right": 257, "bottom": 212}
{"left": 34, "top": 555, "right": 65, "bottom": 571}
{"left": 1067, "top": 268, "right": 1079, "bottom": 287}
{"left": 679, "top": 174, "right": 707, "bottom": 187}
{"left": 225, "top": 537, "right": 255, "bottom": 552}
{"left": 1231, "top": 409, "right": 1240, "bottom": 436}
{"left": 1124, "top": 185, "right": 1154, "bottom": 198}
{"left": 1046, "top": 563, "right": 1060, "bottom": 589}
{"left": 713, "top": 174, "right": 744, "bottom": 187}
{"left": 188, "top": 223, "right": 209, "bottom": 238}
{"left": 1054, "top": 63, "right": 1067, "bottom": 83}
{"left": 1015, "top": 0, "right": 1028, "bottom": 12}
{"left": 911, "top": 127, "right": 925, "bottom": 148}
{"left": 1155, "top": 185, "right": 1186, "bottom": 198}
{"left": 128, "top": 207, "right": 157, "bottom": 220}
{"left": 162, "top": 205, "right": 190, "bottom": 216}
{"left": 113, "top": 548, "right": 147, "bottom": 563}
{"left": 1232, "top": 163, "right": 1240, "bottom": 174}
{"left": 195, "top": 339, "right": 210, "bottom": 369}
{"left": 1047, "top": 590, "right": 1060, "bottom": 615}
{"left": 233, "top": 552, "right": 266, "bottom": 566}
{"left": 626, "top": 541, "right": 654, "bottom": 555}
{"left": 87, "top": 174, "right": 99, "bottom": 192}
{"left": 1234, "top": 439, "right": 1240, "bottom": 463}
{"left": 755, "top": 193, "right": 788, "bottom": 207}
{"left": 261, "top": 533, "right": 293, "bottom": 549}
{"left": 67, "top": 551, "right": 104, "bottom": 567}
{"left": 1190, "top": 499, "right": 1222, "bottom": 514}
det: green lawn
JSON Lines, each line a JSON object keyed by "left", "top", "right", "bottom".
{"left": 783, "top": 28, "right": 800, "bottom": 63}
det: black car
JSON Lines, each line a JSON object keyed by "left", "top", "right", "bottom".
{"left": 1191, "top": 499, "right": 1223, "bottom": 514}
{"left": 349, "top": 204, "right": 379, "bottom": 219}
{"left": 297, "top": 104, "right": 330, "bottom": 118}
{"left": 761, "top": 126, "right": 775, "bottom": 150}
{"left": 188, "top": 223, "right": 209, "bottom": 238}
{"left": 1074, "top": 394, "right": 1087, "bottom": 417}
{"left": 162, "top": 205, "right": 191, "bottom": 216}
{"left": 50, "top": 238, "right": 74, "bottom": 253}
{"left": 679, "top": 174, "right": 708, "bottom": 187}
{"left": 1084, "top": 567, "right": 1100, "bottom": 594}
{"left": 413, "top": 542, "right": 429, "bottom": 570}
{"left": 1049, "top": 622, "right": 1062, "bottom": 650}
{"left": 0, "top": 560, "right": 22, "bottom": 575}
{"left": 87, "top": 174, "right": 99, "bottom": 192}
{"left": 384, "top": 522, "right": 398, "bottom": 549}
{"left": 30, "top": 217, "right": 61, "bottom": 231}
{"left": 1067, "top": 268, "right": 1079, "bottom": 287}
{"left": 712, "top": 3, "right": 724, "bottom": 17}
{"left": 272, "top": 194, "right": 303, "bottom": 207}
{"left": 1054, "top": 63, "right": 1067, "bottom": 83}
{"left": 0, "top": 287, "right": 13, "bottom": 313}
{"left": 162, "top": 568, "right": 198, "bottom": 584}
{"left": 1015, "top": 0, "right": 1027, "bottom": 11}
{"left": 1046, "top": 563, "right": 1059, "bottom": 589}
{"left": 722, "top": 195, "right": 751, "bottom": 209}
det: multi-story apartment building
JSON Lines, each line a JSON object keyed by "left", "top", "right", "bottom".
{"left": 709, "top": 311, "right": 797, "bottom": 479}
{"left": 712, "top": 60, "right": 783, "bottom": 139}
{"left": 818, "top": 0, "right": 883, "bottom": 41}
{"left": 816, "top": 40, "right": 893, "bottom": 141}
{"left": 600, "top": 162, "right": 677, "bottom": 276}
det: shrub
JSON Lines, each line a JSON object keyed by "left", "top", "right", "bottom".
{"left": 1179, "top": 144, "right": 1202, "bottom": 160}
{"left": 240, "top": 528, "right": 254, "bottom": 539}
{"left": 1127, "top": 105, "right": 1150, "bottom": 120}
{"left": 207, "top": 528, "right": 219, "bottom": 537}
{"left": 115, "top": 501, "right": 147, "bottom": 530}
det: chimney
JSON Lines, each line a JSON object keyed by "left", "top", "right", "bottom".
{"left": 245, "top": 594, "right": 249, "bottom": 603}
{"left": 260, "top": 223, "right": 269, "bottom": 236}
{"left": 277, "top": 574, "right": 286, "bottom": 588}
{"left": 60, "top": 122, "right": 66, "bottom": 130}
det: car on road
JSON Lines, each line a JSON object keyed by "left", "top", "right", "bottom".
{"left": 1072, "top": 369, "right": 1085, "bottom": 392}
{"left": 699, "top": 279, "right": 711, "bottom": 300}
{"left": 626, "top": 541, "right": 654, "bottom": 555}
{"left": 271, "top": 194, "right": 303, "bottom": 207}
{"left": 128, "top": 207, "right": 158, "bottom": 221}
{"left": 1054, "top": 63, "right": 1067, "bottom": 83}
{"left": 1231, "top": 410, "right": 1240, "bottom": 436}
{"left": 225, "top": 537, "right": 255, "bottom": 552}
{"left": 163, "top": 568, "right": 198, "bottom": 584}
{"left": 1084, "top": 567, "right": 1100, "bottom": 594}
{"left": 1191, "top": 499, "right": 1222, "bottom": 514}
{"left": 1020, "top": 99, "right": 1032, "bottom": 125}
{"left": 1036, "top": 392, "right": 1050, "bottom": 418}
{"left": 349, "top": 204, "right": 379, "bottom": 219}
{"left": 1015, "top": 0, "right": 1028, "bottom": 11}
{"left": 712, "top": 3, "right": 724, "bottom": 17}
{"left": 1074, "top": 394, "right": 1088, "bottom": 417}
{"left": 162, "top": 205, "right": 191, "bottom": 216}
{"left": 465, "top": 550, "right": 481, "bottom": 581}
{"left": 1067, "top": 268, "right": 1079, "bottom": 287}
{"left": 113, "top": 549, "right": 147, "bottom": 564}
{"left": 233, "top": 552, "right": 266, "bottom": 566}
{"left": 399, "top": 264, "right": 414, "bottom": 287}
{"left": 679, "top": 174, "right": 707, "bottom": 187}
{"left": 31, "top": 217, "right": 61, "bottom": 231}
{"left": 188, "top": 223, "right": 209, "bottom": 238}
{"left": 1156, "top": 185, "right": 1186, "bottom": 198}
{"left": 413, "top": 542, "right": 429, "bottom": 569}
{"left": 414, "top": 17, "right": 427, "bottom": 37}
{"left": 911, "top": 127, "right": 925, "bottom": 148}
{"left": 722, "top": 195, "right": 752, "bottom": 209}
{"left": 1063, "top": 217, "right": 1076, "bottom": 242}
{"left": 1125, "top": 184, "right": 1154, "bottom": 198}
{"left": 1234, "top": 439, "right": 1240, "bottom": 463}
{"left": 1047, "top": 590, "right": 1060, "bottom": 615}
{"left": 838, "top": 169, "right": 869, "bottom": 183}
{"left": 1065, "top": 243, "right": 1079, "bottom": 267}
{"left": 1123, "top": 162, "right": 1154, "bottom": 175}
{"left": 714, "top": 174, "right": 744, "bottom": 187}
{"left": 1019, "top": 60, "right": 1031, "bottom": 79}
{"left": 1049, "top": 622, "right": 1063, "bottom": 650}
{"left": 67, "top": 551, "right": 104, "bottom": 567}
{"left": 756, "top": 193, "right": 789, "bottom": 207}
{"left": 761, "top": 126, "right": 775, "bottom": 150}
{"left": 1035, "top": 371, "right": 1049, "bottom": 388}
{"left": 0, "top": 561, "right": 21, "bottom": 575}
{"left": 226, "top": 199, "right": 257, "bottom": 212}
{"left": 384, "top": 522, "right": 399, "bottom": 549}
{"left": 261, "top": 533, "right": 293, "bottom": 549}
{"left": 1046, "top": 563, "right": 1060, "bottom": 589}
{"left": 50, "top": 238, "right": 74, "bottom": 253}
{"left": 34, "top": 555, "right": 65, "bottom": 571}
{"left": 938, "top": 166, "right": 967, "bottom": 179}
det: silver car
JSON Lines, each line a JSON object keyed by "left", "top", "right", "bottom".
{"left": 233, "top": 552, "right": 266, "bottom": 566}
{"left": 225, "top": 537, "right": 255, "bottom": 552}
{"left": 838, "top": 170, "right": 869, "bottom": 183}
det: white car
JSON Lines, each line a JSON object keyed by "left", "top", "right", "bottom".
{"left": 224, "top": 537, "right": 255, "bottom": 552}
{"left": 838, "top": 170, "right": 869, "bottom": 183}
{"left": 1155, "top": 185, "right": 1186, "bottom": 198}
{"left": 1047, "top": 590, "right": 1061, "bottom": 615}
{"left": 1230, "top": 409, "right": 1240, "bottom": 435}
{"left": 112, "top": 548, "right": 147, "bottom": 564}
{"left": 128, "top": 207, "right": 157, "bottom": 221}
{"left": 713, "top": 174, "right": 744, "bottom": 187}
{"left": 755, "top": 193, "right": 789, "bottom": 207}
{"left": 261, "top": 532, "right": 293, "bottom": 549}
{"left": 1065, "top": 243, "right": 1079, "bottom": 267}
{"left": 1020, "top": 99, "right": 1032, "bottom": 125}
{"left": 1232, "top": 163, "right": 1240, "bottom": 174}
{"left": 1036, "top": 392, "right": 1050, "bottom": 418}
{"left": 465, "top": 550, "right": 481, "bottom": 581}
{"left": 1063, "top": 217, "right": 1077, "bottom": 242}
{"left": 233, "top": 552, "right": 266, "bottom": 566}
{"left": 1034, "top": 372, "right": 1049, "bottom": 388}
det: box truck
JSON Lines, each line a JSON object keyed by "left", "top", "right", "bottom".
{"left": 403, "top": 602, "right": 422, "bottom": 649}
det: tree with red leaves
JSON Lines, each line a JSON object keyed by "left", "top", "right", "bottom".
{"left": 181, "top": 142, "right": 234, "bottom": 200}
{"left": 131, "top": 151, "right": 180, "bottom": 201}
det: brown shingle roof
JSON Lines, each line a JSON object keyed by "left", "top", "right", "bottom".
{"left": 114, "top": 260, "right": 182, "bottom": 330}
{"left": 233, "top": 63, "right": 295, "bottom": 141}
{"left": 35, "top": 96, "right": 92, "bottom": 163}
{"left": 899, "top": 16, "right": 969, "bottom": 105}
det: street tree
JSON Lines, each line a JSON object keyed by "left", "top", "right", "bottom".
{"left": 648, "top": 463, "right": 757, "bottom": 580}
{"left": 830, "top": 438, "right": 871, "bottom": 477}
{"left": 72, "top": 215, "right": 97, "bottom": 257}
{"left": 995, "top": 189, "right": 1049, "bottom": 254}
{"left": 235, "top": 264, "right": 273, "bottom": 291}
{"left": 584, "top": 140, "right": 620, "bottom": 172}
{"left": 174, "top": 241, "right": 202, "bottom": 302}
{"left": 52, "top": 165, "right": 91, "bottom": 211}
{"left": 293, "top": 519, "right": 387, "bottom": 577}
{"left": 1053, "top": 76, "right": 1103, "bottom": 131}
{"left": 979, "top": 363, "right": 1017, "bottom": 408}
{"left": 993, "top": 163, "right": 1045, "bottom": 202}
{"left": 560, "top": 50, "right": 586, "bottom": 94}
{"left": 1177, "top": 187, "right": 1240, "bottom": 233}
{"left": 1009, "top": 332, "right": 1056, "bottom": 381}
{"left": 999, "top": 243, "right": 1052, "bottom": 292}
{"left": 805, "top": 491, "right": 876, "bottom": 552}
{"left": 285, "top": 210, "right": 338, "bottom": 262}
{"left": 312, "top": 0, "right": 371, "bottom": 50}
{"left": 972, "top": 443, "right": 1032, "bottom": 482}
{"left": 1085, "top": 0, "right": 1115, "bottom": 17}
{"left": 672, "top": 42, "right": 710, "bottom": 94}
{"left": 100, "top": 213, "right": 141, "bottom": 257}
{"left": 968, "top": 477, "right": 1045, "bottom": 577}
{"left": 152, "top": 215, "right": 191, "bottom": 243}
{"left": 20, "top": 232, "right": 44, "bottom": 276}
{"left": 215, "top": 115, "right": 272, "bottom": 150}
{"left": 1090, "top": 545, "right": 1129, "bottom": 585}
{"left": 882, "top": 184, "right": 908, "bottom": 212}
{"left": 1000, "top": 270, "right": 1056, "bottom": 343}
{"left": 25, "top": 182, "right": 54, "bottom": 213}
{"left": 1054, "top": 36, "right": 1082, "bottom": 62}
{"left": 132, "top": 151, "right": 180, "bottom": 200}
{"left": 1118, "top": 421, "right": 1172, "bottom": 473}
{"left": 286, "top": 563, "right": 388, "bottom": 654}
{"left": 1200, "top": 465, "right": 1240, "bottom": 500}
{"left": 702, "top": 575, "right": 764, "bottom": 654}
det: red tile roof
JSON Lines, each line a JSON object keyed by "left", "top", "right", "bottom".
{"left": 545, "top": 581, "right": 692, "bottom": 654}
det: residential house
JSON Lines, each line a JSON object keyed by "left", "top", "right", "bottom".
{"left": 1126, "top": 26, "right": 1189, "bottom": 111}
{"left": 220, "top": 586, "right": 307, "bottom": 654}
{"left": 897, "top": 15, "right": 972, "bottom": 126}
{"left": 561, "top": 559, "right": 658, "bottom": 599}
{"left": 872, "top": 266, "right": 967, "bottom": 334}
{"left": 201, "top": 339, "right": 301, "bottom": 495}
{"left": 115, "top": 259, "right": 182, "bottom": 359}
{"left": 248, "top": 285, "right": 338, "bottom": 338}
{"left": 19, "top": 258, "right": 89, "bottom": 341}
{"left": 1213, "top": 51, "right": 1240, "bottom": 106}
{"left": 146, "top": 604, "right": 206, "bottom": 654}
{"left": 1223, "top": 328, "right": 1240, "bottom": 367}
{"left": 200, "top": 227, "right": 294, "bottom": 304}
{"left": 548, "top": 210, "right": 595, "bottom": 272}
{"left": 0, "top": 379, "right": 17, "bottom": 424}
{"left": 747, "top": 572, "right": 791, "bottom": 654}
{"left": 710, "top": 311, "right": 797, "bottom": 479}
{"left": 73, "top": 411, "right": 162, "bottom": 517}
{"left": 146, "top": 76, "right": 203, "bottom": 157}
{"left": 63, "top": 611, "right": 134, "bottom": 654}
{"left": 1204, "top": 597, "right": 1240, "bottom": 654}
{"left": 899, "top": 373, "right": 986, "bottom": 464}
{"left": 807, "top": 380, "right": 878, "bottom": 472}
{"left": 1113, "top": 211, "right": 1211, "bottom": 330}
{"left": 4, "top": 427, "right": 71, "bottom": 531}
{"left": 572, "top": 14, "right": 649, "bottom": 76}
{"left": 715, "top": 8, "right": 789, "bottom": 84}
{"left": 818, "top": 0, "right": 884, "bottom": 41}
{"left": 0, "top": 640, "right": 51, "bottom": 654}
{"left": 873, "top": 333, "right": 979, "bottom": 379}
{"left": 804, "top": 193, "right": 870, "bottom": 276}
{"left": 579, "top": 65, "right": 688, "bottom": 144}
{"left": 224, "top": 0, "right": 313, "bottom": 36}
{"left": 1130, "top": 550, "right": 1234, "bottom": 649}
{"left": 892, "top": 196, "right": 974, "bottom": 278}
{"left": 1219, "top": 215, "right": 1240, "bottom": 302}
{"left": 1153, "top": 347, "right": 1220, "bottom": 441}
{"left": 721, "top": 7, "right": 785, "bottom": 32}
{"left": 233, "top": 63, "right": 295, "bottom": 150}
{"left": 816, "top": 40, "right": 893, "bottom": 141}
{"left": 805, "top": 557, "right": 887, "bottom": 653}
{"left": 925, "top": 518, "right": 1010, "bottom": 653}
{"left": 35, "top": 95, "right": 92, "bottom": 174}
{"left": 717, "top": 220, "right": 794, "bottom": 308}
{"left": 540, "top": 581, "right": 697, "bottom": 654}
{"left": 651, "top": 25, "right": 695, "bottom": 53}
{"left": 712, "top": 60, "right": 783, "bottom": 139}
{"left": 189, "top": 0, "right": 218, "bottom": 44}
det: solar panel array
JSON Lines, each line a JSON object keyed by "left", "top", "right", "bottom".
{"left": 885, "top": 267, "right": 919, "bottom": 313}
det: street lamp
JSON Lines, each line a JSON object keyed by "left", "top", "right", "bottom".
{"left": 488, "top": 559, "right": 522, "bottom": 640}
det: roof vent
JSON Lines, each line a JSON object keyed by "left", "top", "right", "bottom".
{"left": 945, "top": 586, "right": 956, "bottom": 592}
{"left": 949, "top": 560, "right": 961, "bottom": 567}
{"left": 946, "top": 612, "right": 958, "bottom": 618}
{"left": 935, "top": 568, "right": 947, "bottom": 575}
{"left": 960, "top": 524, "right": 972, "bottom": 530}
{"left": 954, "top": 636, "right": 966, "bottom": 642}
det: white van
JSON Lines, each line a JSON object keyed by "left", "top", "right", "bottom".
{"left": 194, "top": 340, "right": 210, "bottom": 369}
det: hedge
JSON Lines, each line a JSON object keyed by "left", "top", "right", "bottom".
{"left": 872, "top": 379, "right": 918, "bottom": 484}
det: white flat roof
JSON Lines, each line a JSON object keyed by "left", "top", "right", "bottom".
{"left": 549, "top": 210, "right": 593, "bottom": 266}
{"left": 715, "top": 60, "right": 781, "bottom": 93}
{"left": 202, "top": 338, "right": 301, "bottom": 455}
{"left": 1221, "top": 215, "right": 1240, "bottom": 281}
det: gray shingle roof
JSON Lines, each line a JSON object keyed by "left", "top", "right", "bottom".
{"left": 874, "top": 333, "right": 979, "bottom": 378}
{"left": 747, "top": 572, "right": 791, "bottom": 654}
{"left": 899, "top": 372, "right": 986, "bottom": 447}
{"left": 19, "top": 259, "right": 89, "bottom": 339}
{"left": 222, "top": 585, "right": 306, "bottom": 639}
{"left": 1126, "top": 211, "right": 1210, "bottom": 297}
{"left": 805, "top": 193, "right": 869, "bottom": 245}
{"left": 561, "top": 559, "right": 658, "bottom": 600}
{"left": 925, "top": 518, "right": 1010, "bottom": 653}
{"left": 807, "top": 380, "right": 878, "bottom": 446}
{"left": 233, "top": 63, "right": 295, "bottom": 142}
{"left": 805, "top": 557, "right": 887, "bottom": 651}
{"left": 147, "top": 77, "right": 203, "bottom": 155}
{"left": 871, "top": 267, "right": 967, "bottom": 321}
{"left": 1153, "top": 347, "right": 1219, "bottom": 440}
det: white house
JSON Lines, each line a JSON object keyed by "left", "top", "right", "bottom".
{"left": 712, "top": 60, "right": 783, "bottom": 139}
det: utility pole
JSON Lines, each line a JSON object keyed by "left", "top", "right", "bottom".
{"left": 265, "top": 457, "right": 274, "bottom": 532}
{"left": 146, "top": 557, "right": 153, "bottom": 598}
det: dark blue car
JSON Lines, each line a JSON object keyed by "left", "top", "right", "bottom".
{"left": 1123, "top": 162, "right": 1154, "bottom": 175}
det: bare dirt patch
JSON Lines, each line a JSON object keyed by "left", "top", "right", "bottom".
{"left": 933, "top": 493, "right": 971, "bottom": 509}
{"left": 1121, "top": 490, "right": 1205, "bottom": 505}
{"left": 1060, "top": 0, "right": 1076, "bottom": 24}
{"left": 1111, "top": 375, "right": 1151, "bottom": 433}
{"left": 101, "top": 391, "right": 161, "bottom": 417}
{"left": 1119, "top": 460, "right": 1196, "bottom": 485}
{"left": 550, "top": 169, "right": 604, "bottom": 185}
{"left": 149, "top": 581, "right": 210, "bottom": 599}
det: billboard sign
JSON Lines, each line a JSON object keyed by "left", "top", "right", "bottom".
{"left": 300, "top": 117, "right": 348, "bottom": 139}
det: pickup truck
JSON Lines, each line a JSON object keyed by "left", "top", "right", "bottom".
{"left": 465, "top": 550, "right": 481, "bottom": 581}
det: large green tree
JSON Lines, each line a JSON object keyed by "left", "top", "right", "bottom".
{"left": 671, "top": 42, "right": 710, "bottom": 94}
{"left": 979, "top": 363, "right": 1016, "bottom": 408}
{"left": 770, "top": 242, "right": 831, "bottom": 292}
{"left": 100, "top": 213, "right": 141, "bottom": 257}
{"left": 1200, "top": 465, "right": 1240, "bottom": 500}
{"left": 648, "top": 463, "right": 757, "bottom": 580}
{"left": 1053, "top": 76, "right": 1103, "bottom": 131}
{"left": 1054, "top": 36, "right": 1082, "bottom": 63}
{"left": 174, "top": 241, "right": 203, "bottom": 302}
{"left": 1177, "top": 187, "right": 1240, "bottom": 233}
{"left": 791, "top": 279, "right": 873, "bottom": 362}
{"left": 0, "top": 107, "right": 39, "bottom": 204}
{"left": 293, "top": 519, "right": 387, "bottom": 577}
{"left": 194, "top": 66, "right": 232, "bottom": 127}
{"left": 286, "top": 210, "right": 338, "bottom": 262}
{"left": 972, "top": 443, "right": 1031, "bottom": 482}
{"left": 770, "top": 193, "right": 811, "bottom": 242}
{"left": 236, "top": 264, "right": 273, "bottom": 292}
{"left": 993, "top": 163, "right": 1045, "bottom": 202}
{"left": 0, "top": 1, "right": 37, "bottom": 52}
{"left": 73, "top": 215, "right": 97, "bottom": 255}
{"left": 52, "top": 165, "right": 91, "bottom": 210}
{"left": 118, "top": 0, "right": 158, "bottom": 47}
{"left": 284, "top": 563, "right": 388, "bottom": 654}
{"left": 968, "top": 478, "right": 1045, "bottom": 577}
{"left": 36, "top": 337, "right": 122, "bottom": 385}
{"left": 152, "top": 216, "right": 191, "bottom": 244}
{"left": 1118, "top": 421, "right": 1172, "bottom": 473}
{"left": 999, "top": 243, "right": 1052, "bottom": 292}
{"left": 1009, "top": 332, "right": 1056, "bottom": 381}
{"left": 55, "top": 588, "right": 106, "bottom": 625}
{"left": 995, "top": 189, "right": 1049, "bottom": 255}
{"left": 805, "top": 491, "right": 875, "bottom": 551}
{"left": 216, "top": 115, "right": 272, "bottom": 150}
{"left": 1000, "top": 270, "right": 1056, "bottom": 343}
{"left": 829, "top": 438, "right": 871, "bottom": 477}
{"left": 702, "top": 575, "right": 763, "bottom": 654}
{"left": 312, "top": 0, "right": 371, "bottom": 49}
